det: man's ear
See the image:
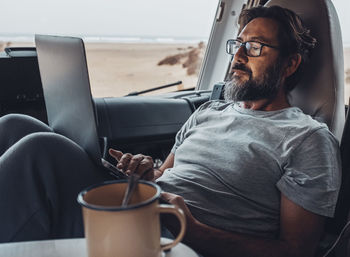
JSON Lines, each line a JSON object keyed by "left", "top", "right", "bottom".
{"left": 284, "top": 54, "right": 302, "bottom": 78}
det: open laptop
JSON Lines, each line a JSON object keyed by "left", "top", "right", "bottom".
{"left": 35, "top": 34, "right": 126, "bottom": 179}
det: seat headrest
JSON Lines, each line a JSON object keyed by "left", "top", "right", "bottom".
{"left": 265, "top": 0, "right": 345, "bottom": 141}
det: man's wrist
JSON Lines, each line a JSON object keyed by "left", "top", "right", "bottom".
{"left": 153, "top": 168, "right": 163, "bottom": 181}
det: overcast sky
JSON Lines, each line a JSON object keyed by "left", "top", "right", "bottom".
{"left": 0, "top": 0, "right": 218, "bottom": 40}
{"left": 0, "top": 0, "right": 349, "bottom": 43}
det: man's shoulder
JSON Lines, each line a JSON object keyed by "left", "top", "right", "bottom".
{"left": 282, "top": 107, "right": 329, "bottom": 130}
{"left": 282, "top": 109, "right": 340, "bottom": 149}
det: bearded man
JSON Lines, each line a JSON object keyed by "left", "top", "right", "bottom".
{"left": 110, "top": 5, "right": 341, "bottom": 257}
{"left": 0, "top": 5, "right": 341, "bottom": 257}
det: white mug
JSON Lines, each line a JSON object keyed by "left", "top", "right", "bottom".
{"left": 77, "top": 180, "right": 186, "bottom": 257}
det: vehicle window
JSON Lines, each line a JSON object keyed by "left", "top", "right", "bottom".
{"left": 332, "top": 0, "right": 350, "bottom": 103}
{"left": 0, "top": 0, "right": 219, "bottom": 97}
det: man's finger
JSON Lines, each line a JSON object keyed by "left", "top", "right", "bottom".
{"left": 125, "top": 155, "right": 153, "bottom": 175}
{"left": 161, "top": 192, "right": 178, "bottom": 203}
{"left": 127, "top": 154, "right": 145, "bottom": 174}
{"left": 108, "top": 149, "right": 123, "bottom": 161}
{"left": 161, "top": 193, "right": 186, "bottom": 210}
{"left": 161, "top": 192, "right": 193, "bottom": 220}
{"left": 137, "top": 157, "right": 154, "bottom": 174}
{"left": 117, "top": 153, "right": 133, "bottom": 172}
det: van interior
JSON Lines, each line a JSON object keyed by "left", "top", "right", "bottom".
{"left": 0, "top": 0, "right": 350, "bottom": 256}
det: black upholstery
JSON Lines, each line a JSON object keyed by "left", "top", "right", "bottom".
{"left": 334, "top": 111, "right": 350, "bottom": 255}
{"left": 265, "top": 0, "right": 345, "bottom": 141}
{"left": 316, "top": 110, "right": 350, "bottom": 256}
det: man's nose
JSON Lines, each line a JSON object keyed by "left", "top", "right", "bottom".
{"left": 233, "top": 45, "right": 248, "bottom": 64}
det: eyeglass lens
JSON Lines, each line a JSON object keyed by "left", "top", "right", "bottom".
{"left": 227, "top": 40, "right": 261, "bottom": 57}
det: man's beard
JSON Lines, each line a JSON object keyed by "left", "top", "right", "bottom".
{"left": 224, "top": 59, "right": 283, "bottom": 102}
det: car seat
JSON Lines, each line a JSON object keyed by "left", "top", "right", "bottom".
{"left": 265, "top": 0, "right": 345, "bottom": 140}
{"left": 264, "top": 0, "right": 347, "bottom": 256}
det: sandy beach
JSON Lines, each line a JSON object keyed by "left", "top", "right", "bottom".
{"left": 2, "top": 41, "right": 350, "bottom": 101}
{"left": 85, "top": 42, "right": 206, "bottom": 97}
{"left": 1, "top": 41, "right": 205, "bottom": 97}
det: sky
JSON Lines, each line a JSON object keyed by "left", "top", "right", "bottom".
{"left": 0, "top": 0, "right": 349, "bottom": 43}
{"left": 0, "top": 0, "right": 218, "bottom": 40}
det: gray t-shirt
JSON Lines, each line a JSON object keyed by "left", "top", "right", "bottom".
{"left": 156, "top": 101, "right": 341, "bottom": 238}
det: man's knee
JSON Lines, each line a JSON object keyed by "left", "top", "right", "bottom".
{"left": 17, "top": 132, "right": 85, "bottom": 159}
{"left": 0, "top": 114, "right": 38, "bottom": 127}
{"left": 0, "top": 114, "right": 51, "bottom": 133}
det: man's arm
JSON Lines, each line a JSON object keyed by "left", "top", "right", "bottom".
{"left": 162, "top": 193, "right": 325, "bottom": 257}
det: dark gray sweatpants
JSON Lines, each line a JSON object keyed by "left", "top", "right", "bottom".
{"left": 0, "top": 114, "right": 112, "bottom": 242}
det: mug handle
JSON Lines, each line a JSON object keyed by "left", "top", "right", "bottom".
{"left": 158, "top": 204, "right": 186, "bottom": 251}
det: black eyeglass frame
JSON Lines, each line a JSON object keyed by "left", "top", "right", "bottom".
{"left": 226, "top": 39, "right": 279, "bottom": 57}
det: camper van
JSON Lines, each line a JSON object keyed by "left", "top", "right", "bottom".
{"left": 0, "top": 0, "right": 349, "bottom": 256}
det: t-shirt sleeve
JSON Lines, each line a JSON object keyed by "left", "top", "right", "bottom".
{"left": 171, "top": 110, "right": 198, "bottom": 154}
{"left": 276, "top": 128, "right": 341, "bottom": 217}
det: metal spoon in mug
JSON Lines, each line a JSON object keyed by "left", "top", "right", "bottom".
{"left": 121, "top": 168, "right": 153, "bottom": 207}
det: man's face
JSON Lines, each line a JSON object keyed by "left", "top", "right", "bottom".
{"left": 225, "top": 17, "right": 285, "bottom": 102}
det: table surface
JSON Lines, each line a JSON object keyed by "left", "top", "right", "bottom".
{"left": 0, "top": 237, "right": 198, "bottom": 257}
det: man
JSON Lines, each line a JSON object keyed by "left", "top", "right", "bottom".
{"left": 0, "top": 5, "right": 341, "bottom": 257}
{"left": 109, "top": 6, "right": 340, "bottom": 257}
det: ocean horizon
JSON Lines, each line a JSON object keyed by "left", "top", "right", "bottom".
{"left": 0, "top": 35, "right": 207, "bottom": 44}
{"left": 2, "top": 34, "right": 350, "bottom": 48}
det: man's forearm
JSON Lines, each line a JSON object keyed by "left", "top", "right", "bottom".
{"left": 183, "top": 220, "right": 310, "bottom": 257}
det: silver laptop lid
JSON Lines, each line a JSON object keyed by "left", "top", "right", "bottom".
{"left": 35, "top": 35, "right": 101, "bottom": 165}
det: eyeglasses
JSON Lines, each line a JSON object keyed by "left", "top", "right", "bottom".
{"left": 226, "top": 39, "right": 279, "bottom": 57}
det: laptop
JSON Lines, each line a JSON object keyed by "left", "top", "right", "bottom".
{"left": 35, "top": 34, "right": 126, "bottom": 179}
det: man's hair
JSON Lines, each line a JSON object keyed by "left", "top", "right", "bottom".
{"left": 238, "top": 6, "right": 317, "bottom": 92}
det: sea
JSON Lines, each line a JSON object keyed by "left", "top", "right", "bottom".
{"left": 0, "top": 35, "right": 207, "bottom": 45}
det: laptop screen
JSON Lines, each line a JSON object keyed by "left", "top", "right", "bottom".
{"left": 35, "top": 35, "right": 102, "bottom": 165}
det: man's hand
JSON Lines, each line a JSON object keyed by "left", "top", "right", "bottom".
{"left": 161, "top": 192, "right": 199, "bottom": 234}
{"left": 109, "top": 149, "right": 175, "bottom": 181}
{"left": 109, "top": 149, "right": 156, "bottom": 180}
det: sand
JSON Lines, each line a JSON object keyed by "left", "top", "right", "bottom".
{"left": 2, "top": 41, "right": 350, "bottom": 101}
{"left": 84, "top": 42, "right": 205, "bottom": 97}
{"left": 0, "top": 41, "right": 204, "bottom": 97}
